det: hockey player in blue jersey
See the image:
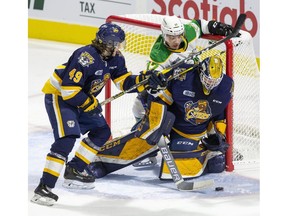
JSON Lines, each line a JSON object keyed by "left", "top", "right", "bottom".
{"left": 85, "top": 55, "right": 233, "bottom": 181}
{"left": 30, "top": 23, "right": 167, "bottom": 206}
{"left": 152, "top": 56, "right": 233, "bottom": 179}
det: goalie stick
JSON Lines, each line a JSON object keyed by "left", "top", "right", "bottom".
{"left": 158, "top": 137, "right": 214, "bottom": 191}
{"left": 100, "top": 13, "right": 246, "bottom": 106}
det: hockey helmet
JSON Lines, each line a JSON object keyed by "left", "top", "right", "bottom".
{"left": 161, "top": 16, "right": 185, "bottom": 36}
{"left": 199, "top": 56, "right": 224, "bottom": 93}
{"left": 96, "top": 23, "right": 125, "bottom": 49}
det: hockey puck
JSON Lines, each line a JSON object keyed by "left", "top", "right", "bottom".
{"left": 215, "top": 187, "right": 224, "bottom": 191}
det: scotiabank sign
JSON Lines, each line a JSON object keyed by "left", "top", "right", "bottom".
{"left": 151, "top": 0, "right": 259, "bottom": 37}
{"left": 149, "top": 0, "right": 259, "bottom": 56}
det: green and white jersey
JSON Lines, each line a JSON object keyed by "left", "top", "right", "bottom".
{"left": 147, "top": 20, "right": 204, "bottom": 71}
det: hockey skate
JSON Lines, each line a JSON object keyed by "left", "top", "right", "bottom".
{"left": 30, "top": 182, "right": 59, "bottom": 206}
{"left": 62, "top": 164, "right": 95, "bottom": 189}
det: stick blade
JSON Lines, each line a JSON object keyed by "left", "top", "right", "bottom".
{"left": 177, "top": 179, "right": 214, "bottom": 191}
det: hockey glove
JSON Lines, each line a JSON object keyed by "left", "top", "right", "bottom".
{"left": 202, "top": 133, "right": 229, "bottom": 153}
{"left": 148, "top": 73, "right": 167, "bottom": 94}
{"left": 80, "top": 94, "right": 102, "bottom": 116}
{"left": 208, "top": 20, "right": 233, "bottom": 36}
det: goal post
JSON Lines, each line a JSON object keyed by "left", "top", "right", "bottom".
{"left": 104, "top": 14, "right": 260, "bottom": 171}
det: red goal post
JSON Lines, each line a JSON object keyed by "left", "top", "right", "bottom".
{"left": 104, "top": 14, "right": 260, "bottom": 172}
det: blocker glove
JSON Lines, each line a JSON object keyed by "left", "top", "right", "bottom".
{"left": 208, "top": 20, "right": 234, "bottom": 36}
{"left": 80, "top": 94, "right": 102, "bottom": 116}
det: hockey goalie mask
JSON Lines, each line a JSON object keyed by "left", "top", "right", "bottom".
{"left": 95, "top": 23, "right": 126, "bottom": 59}
{"left": 199, "top": 56, "right": 224, "bottom": 94}
{"left": 161, "top": 16, "right": 185, "bottom": 50}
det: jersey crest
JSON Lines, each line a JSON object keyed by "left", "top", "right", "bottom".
{"left": 78, "top": 51, "right": 94, "bottom": 67}
{"left": 89, "top": 73, "right": 110, "bottom": 94}
{"left": 173, "top": 67, "right": 187, "bottom": 81}
{"left": 184, "top": 100, "right": 211, "bottom": 125}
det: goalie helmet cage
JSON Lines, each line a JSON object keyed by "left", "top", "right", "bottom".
{"left": 104, "top": 14, "right": 260, "bottom": 172}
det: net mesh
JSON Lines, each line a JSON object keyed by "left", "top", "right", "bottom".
{"left": 106, "top": 14, "right": 260, "bottom": 167}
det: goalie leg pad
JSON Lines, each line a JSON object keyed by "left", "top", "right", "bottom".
{"left": 135, "top": 101, "right": 175, "bottom": 145}
{"left": 159, "top": 148, "right": 226, "bottom": 180}
{"left": 86, "top": 131, "right": 159, "bottom": 177}
{"left": 159, "top": 147, "right": 209, "bottom": 180}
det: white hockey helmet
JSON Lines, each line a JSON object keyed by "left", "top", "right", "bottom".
{"left": 161, "top": 15, "right": 184, "bottom": 36}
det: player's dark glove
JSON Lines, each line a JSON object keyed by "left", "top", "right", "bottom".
{"left": 80, "top": 94, "right": 102, "bottom": 116}
{"left": 202, "top": 133, "right": 229, "bottom": 153}
{"left": 139, "top": 70, "right": 167, "bottom": 95}
{"left": 146, "top": 72, "right": 167, "bottom": 94}
{"left": 208, "top": 20, "right": 233, "bottom": 36}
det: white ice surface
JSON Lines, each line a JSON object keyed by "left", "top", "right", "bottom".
{"left": 28, "top": 39, "right": 260, "bottom": 216}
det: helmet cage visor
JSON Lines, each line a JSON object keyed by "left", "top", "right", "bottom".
{"left": 199, "top": 57, "right": 224, "bottom": 91}
{"left": 98, "top": 37, "right": 126, "bottom": 51}
{"left": 200, "top": 71, "right": 223, "bottom": 91}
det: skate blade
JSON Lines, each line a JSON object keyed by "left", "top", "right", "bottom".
{"left": 30, "top": 194, "right": 56, "bottom": 206}
{"left": 62, "top": 179, "right": 95, "bottom": 190}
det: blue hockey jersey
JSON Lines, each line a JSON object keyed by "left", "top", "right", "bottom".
{"left": 42, "top": 44, "right": 139, "bottom": 108}
{"left": 155, "top": 64, "right": 234, "bottom": 139}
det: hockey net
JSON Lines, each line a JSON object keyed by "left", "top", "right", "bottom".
{"left": 104, "top": 14, "right": 260, "bottom": 171}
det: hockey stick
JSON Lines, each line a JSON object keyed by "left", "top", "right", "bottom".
{"left": 158, "top": 137, "right": 214, "bottom": 191}
{"left": 100, "top": 13, "right": 246, "bottom": 106}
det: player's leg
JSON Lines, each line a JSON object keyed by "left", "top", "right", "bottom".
{"left": 62, "top": 112, "right": 111, "bottom": 189}
{"left": 31, "top": 94, "right": 82, "bottom": 206}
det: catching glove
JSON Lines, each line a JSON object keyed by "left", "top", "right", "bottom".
{"left": 80, "top": 94, "right": 102, "bottom": 116}
{"left": 201, "top": 133, "right": 229, "bottom": 153}
{"left": 208, "top": 20, "right": 233, "bottom": 36}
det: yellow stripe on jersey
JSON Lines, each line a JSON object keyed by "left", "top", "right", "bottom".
{"left": 172, "top": 127, "right": 206, "bottom": 141}
{"left": 113, "top": 72, "right": 132, "bottom": 91}
{"left": 215, "top": 120, "right": 227, "bottom": 136}
{"left": 158, "top": 89, "right": 173, "bottom": 105}
{"left": 56, "top": 65, "right": 66, "bottom": 70}
{"left": 61, "top": 86, "right": 82, "bottom": 100}
{"left": 136, "top": 75, "right": 145, "bottom": 92}
{"left": 42, "top": 72, "right": 62, "bottom": 95}
{"left": 43, "top": 156, "right": 65, "bottom": 177}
